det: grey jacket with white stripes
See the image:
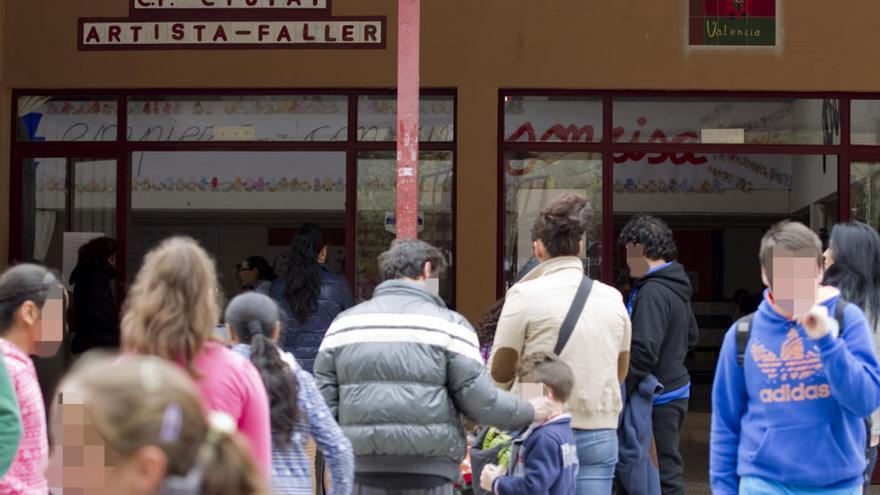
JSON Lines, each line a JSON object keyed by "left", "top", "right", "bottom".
{"left": 314, "top": 279, "right": 535, "bottom": 482}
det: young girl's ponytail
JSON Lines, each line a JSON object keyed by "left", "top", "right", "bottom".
{"left": 225, "top": 293, "right": 300, "bottom": 448}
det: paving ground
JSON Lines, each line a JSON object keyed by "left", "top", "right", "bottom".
{"left": 682, "top": 441, "right": 880, "bottom": 494}
{"left": 682, "top": 442, "right": 711, "bottom": 494}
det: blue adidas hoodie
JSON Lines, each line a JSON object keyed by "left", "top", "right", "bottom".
{"left": 710, "top": 290, "right": 880, "bottom": 494}
{"left": 494, "top": 414, "right": 578, "bottom": 495}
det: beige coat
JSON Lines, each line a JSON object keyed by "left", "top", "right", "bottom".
{"left": 489, "top": 256, "right": 632, "bottom": 430}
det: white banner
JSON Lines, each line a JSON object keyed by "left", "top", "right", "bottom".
{"left": 81, "top": 21, "right": 383, "bottom": 47}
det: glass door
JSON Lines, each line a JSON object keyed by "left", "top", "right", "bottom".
{"left": 17, "top": 155, "right": 118, "bottom": 409}
{"left": 19, "top": 156, "right": 118, "bottom": 278}
{"left": 850, "top": 161, "right": 880, "bottom": 229}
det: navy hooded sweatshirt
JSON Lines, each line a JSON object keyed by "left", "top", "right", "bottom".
{"left": 710, "top": 290, "right": 880, "bottom": 494}
{"left": 495, "top": 414, "right": 578, "bottom": 495}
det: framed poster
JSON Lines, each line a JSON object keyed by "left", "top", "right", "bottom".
{"left": 689, "top": 0, "right": 776, "bottom": 47}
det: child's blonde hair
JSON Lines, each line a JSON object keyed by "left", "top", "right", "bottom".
{"left": 54, "top": 353, "right": 267, "bottom": 495}
{"left": 122, "top": 237, "right": 221, "bottom": 373}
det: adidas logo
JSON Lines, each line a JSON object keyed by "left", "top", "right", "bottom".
{"left": 759, "top": 383, "right": 830, "bottom": 403}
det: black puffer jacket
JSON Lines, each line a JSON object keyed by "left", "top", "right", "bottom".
{"left": 626, "top": 261, "right": 699, "bottom": 395}
{"left": 269, "top": 265, "right": 354, "bottom": 373}
{"left": 69, "top": 260, "right": 119, "bottom": 353}
{"left": 314, "top": 280, "right": 534, "bottom": 482}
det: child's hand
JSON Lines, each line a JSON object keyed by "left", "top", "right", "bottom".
{"left": 529, "top": 396, "right": 555, "bottom": 422}
{"left": 480, "top": 463, "right": 504, "bottom": 492}
{"left": 799, "top": 304, "right": 833, "bottom": 340}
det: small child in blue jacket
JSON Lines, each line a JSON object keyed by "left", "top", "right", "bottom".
{"left": 710, "top": 221, "right": 880, "bottom": 495}
{"left": 480, "top": 353, "right": 579, "bottom": 495}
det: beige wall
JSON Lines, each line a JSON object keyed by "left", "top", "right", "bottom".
{"left": 4, "top": 0, "right": 880, "bottom": 321}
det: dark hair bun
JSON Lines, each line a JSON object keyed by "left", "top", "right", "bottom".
{"left": 531, "top": 194, "right": 591, "bottom": 258}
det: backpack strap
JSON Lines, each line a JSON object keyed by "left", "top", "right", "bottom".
{"left": 735, "top": 312, "right": 756, "bottom": 368}
{"left": 736, "top": 300, "right": 849, "bottom": 368}
{"left": 555, "top": 276, "right": 594, "bottom": 355}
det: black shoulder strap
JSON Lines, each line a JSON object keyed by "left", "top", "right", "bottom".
{"left": 736, "top": 312, "right": 756, "bottom": 367}
{"left": 555, "top": 276, "right": 594, "bottom": 355}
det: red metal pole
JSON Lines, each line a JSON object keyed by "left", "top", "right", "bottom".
{"left": 396, "top": 0, "right": 420, "bottom": 240}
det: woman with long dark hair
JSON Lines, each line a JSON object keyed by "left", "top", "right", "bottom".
{"left": 69, "top": 236, "right": 119, "bottom": 354}
{"left": 823, "top": 221, "right": 880, "bottom": 490}
{"left": 225, "top": 292, "right": 353, "bottom": 495}
{"left": 269, "top": 223, "right": 353, "bottom": 374}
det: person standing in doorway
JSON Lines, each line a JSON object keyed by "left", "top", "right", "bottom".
{"left": 238, "top": 255, "right": 278, "bottom": 296}
{"left": 822, "top": 221, "right": 880, "bottom": 492}
{"left": 69, "top": 236, "right": 119, "bottom": 354}
{"left": 618, "top": 215, "right": 699, "bottom": 495}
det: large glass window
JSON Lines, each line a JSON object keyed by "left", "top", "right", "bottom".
{"left": 17, "top": 97, "right": 118, "bottom": 142}
{"left": 851, "top": 100, "right": 880, "bottom": 145}
{"left": 504, "top": 96, "right": 603, "bottom": 143}
{"left": 14, "top": 90, "right": 456, "bottom": 309}
{"left": 20, "top": 157, "right": 117, "bottom": 277}
{"left": 851, "top": 162, "right": 880, "bottom": 227}
{"left": 128, "top": 95, "right": 349, "bottom": 142}
{"left": 613, "top": 97, "right": 841, "bottom": 145}
{"left": 502, "top": 152, "right": 603, "bottom": 287}
{"left": 129, "top": 151, "right": 347, "bottom": 298}
{"left": 358, "top": 95, "right": 454, "bottom": 142}
{"left": 357, "top": 151, "right": 454, "bottom": 304}
{"left": 500, "top": 92, "right": 859, "bottom": 413}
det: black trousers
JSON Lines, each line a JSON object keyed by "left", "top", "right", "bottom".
{"left": 652, "top": 398, "right": 688, "bottom": 495}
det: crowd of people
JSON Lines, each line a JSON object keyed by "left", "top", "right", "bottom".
{"left": 0, "top": 194, "right": 878, "bottom": 495}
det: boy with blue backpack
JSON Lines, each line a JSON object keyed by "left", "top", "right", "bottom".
{"left": 479, "top": 353, "right": 578, "bottom": 495}
{"left": 710, "top": 220, "right": 880, "bottom": 494}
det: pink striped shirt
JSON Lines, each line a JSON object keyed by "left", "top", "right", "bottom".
{"left": 0, "top": 339, "right": 48, "bottom": 495}
{"left": 188, "top": 342, "right": 271, "bottom": 479}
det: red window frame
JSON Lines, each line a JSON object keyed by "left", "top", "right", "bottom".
{"left": 498, "top": 90, "right": 880, "bottom": 297}
{"left": 10, "top": 88, "right": 458, "bottom": 306}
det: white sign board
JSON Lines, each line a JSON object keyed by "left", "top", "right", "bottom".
{"left": 701, "top": 128, "right": 745, "bottom": 144}
{"left": 81, "top": 21, "right": 384, "bottom": 48}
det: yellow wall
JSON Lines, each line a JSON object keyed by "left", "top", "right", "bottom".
{"left": 4, "top": 0, "right": 880, "bottom": 321}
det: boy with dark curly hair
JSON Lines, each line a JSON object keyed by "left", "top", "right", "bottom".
{"left": 618, "top": 215, "right": 699, "bottom": 495}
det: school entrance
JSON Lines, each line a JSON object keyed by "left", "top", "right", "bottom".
{"left": 497, "top": 92, "right": 880, "bottom": 488}
{"left": 11, "top": 91, "right": 457, "bottom": 307}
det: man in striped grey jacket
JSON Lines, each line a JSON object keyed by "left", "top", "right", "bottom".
{"left": 314, "top": 239, "right": 547, "bottom": 495}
